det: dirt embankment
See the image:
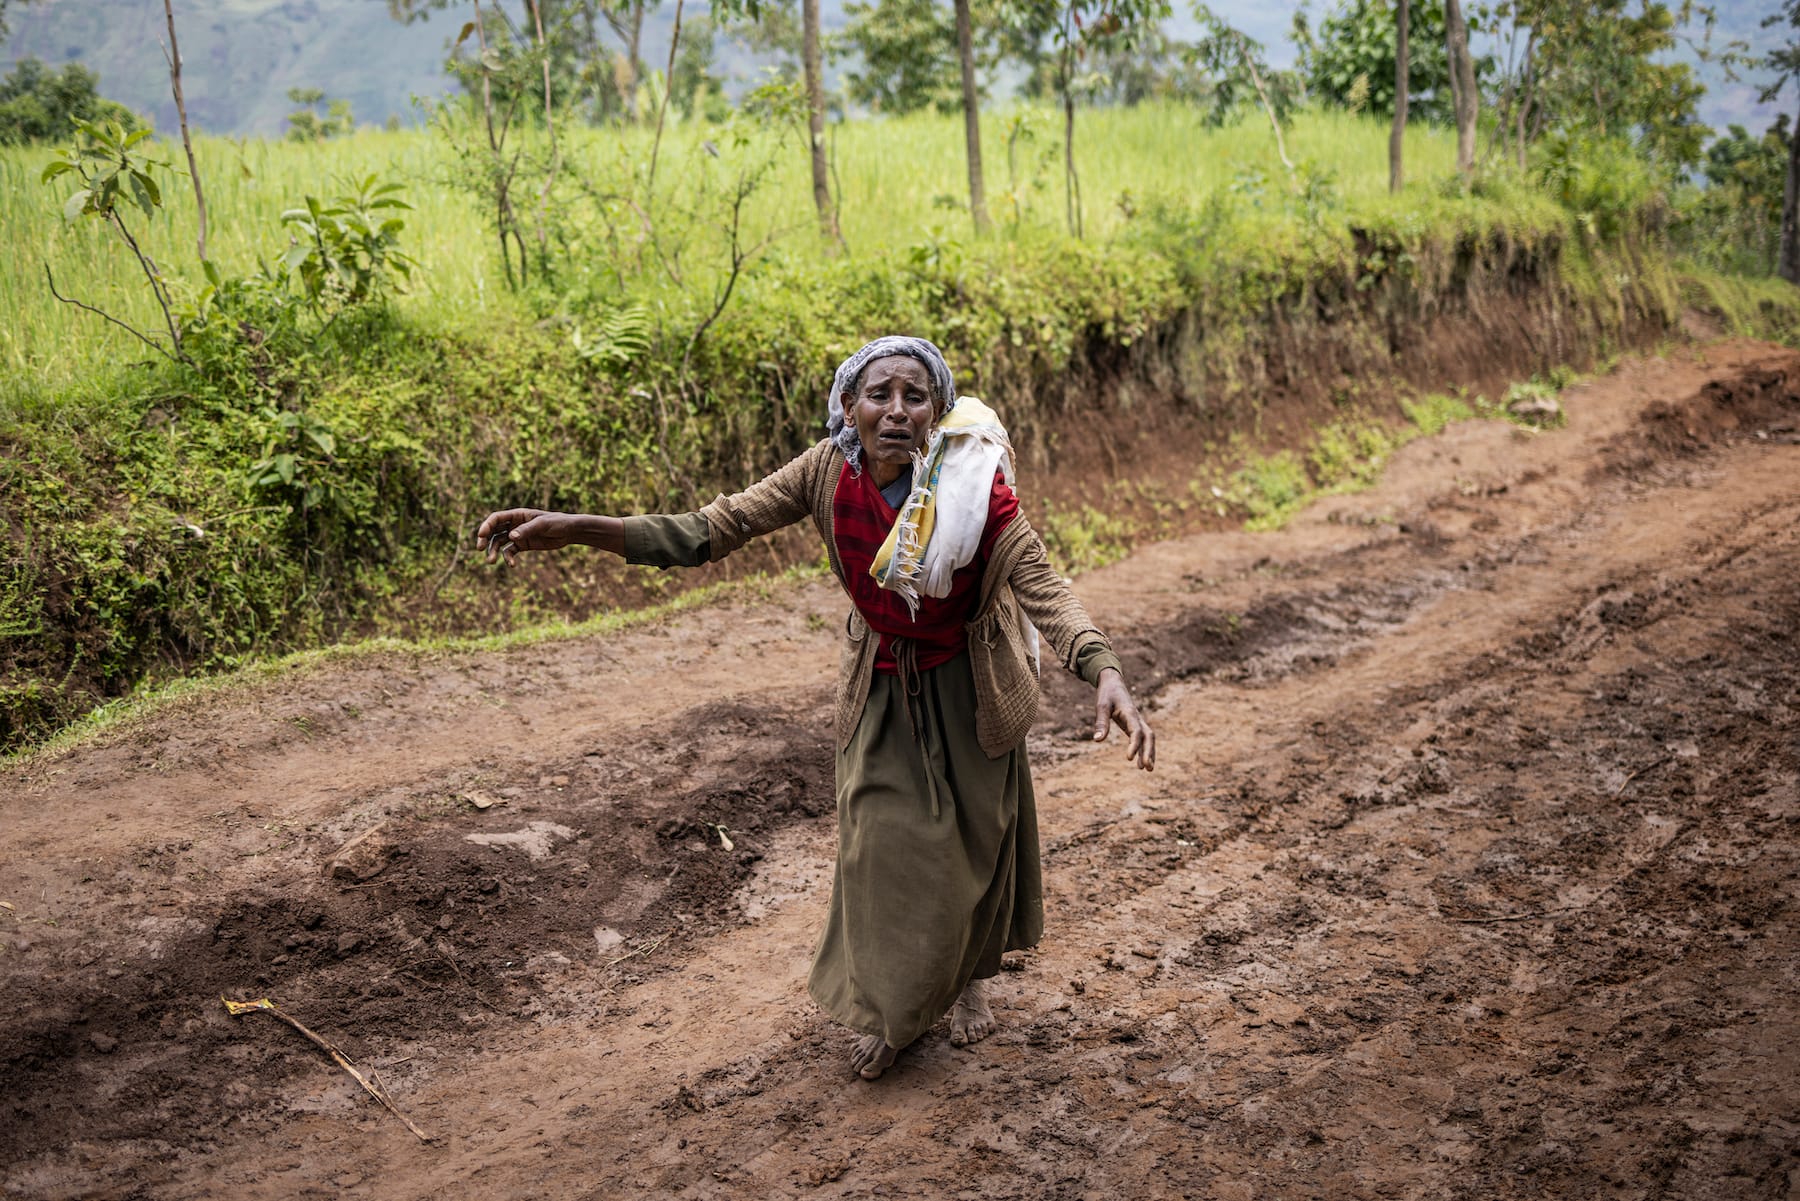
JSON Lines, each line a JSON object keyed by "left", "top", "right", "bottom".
{"left": 2, "top": 339, "right": 1798, "bottom": 1200}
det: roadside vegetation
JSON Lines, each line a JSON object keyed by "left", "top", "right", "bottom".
{"left": 1, "top": 0, "right": 1798, "bottom": 750}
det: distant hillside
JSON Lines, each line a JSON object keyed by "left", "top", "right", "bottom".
{"left": 4, "top": 0, "right": 455, "bottom": 135}
{"left": 1, "top": 0, "right": 1785, "bottom": 139}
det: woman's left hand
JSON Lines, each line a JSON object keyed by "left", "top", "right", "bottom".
{"left": 1093, "top": 667, "right": 1155, "bottom": 772}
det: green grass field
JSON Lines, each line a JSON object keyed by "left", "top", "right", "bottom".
{"left": 1, "top": 104, "right": 1473, "bottom": 408}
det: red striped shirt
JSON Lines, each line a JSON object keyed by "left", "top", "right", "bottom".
{"left": 832, "top": 462, "right": 1019, "bottom": 673}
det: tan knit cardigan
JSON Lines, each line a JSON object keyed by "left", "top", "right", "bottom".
{"left": 696, "top": 439, "right": 1115, "bottom": 758}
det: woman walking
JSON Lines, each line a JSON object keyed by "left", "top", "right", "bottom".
{"left": 477, "top": 336, "right": 1154, "bottom": 1080}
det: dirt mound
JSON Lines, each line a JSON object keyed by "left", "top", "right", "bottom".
{"left": 2, "top": 340, "right": 1797, "bottom": 1200}
{"left": 1601, "top": 358, "right": 1800, "bottom": 476}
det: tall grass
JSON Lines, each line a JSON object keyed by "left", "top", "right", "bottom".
{"left": 0, "top": 104, "right": 1468, "bottom": 409}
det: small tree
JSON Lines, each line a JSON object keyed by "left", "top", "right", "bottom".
{"left": 1001, "top": 0, "right": 1170, "bottom": 238}
{"left": 1483, "top": 0, "right": 1716, "bottom": 174}
{"left": 1191, "top": 6, "right": 1301, "bottom": 168}
{"left": 40, "top": 120, "right": 191, "bottom": 365}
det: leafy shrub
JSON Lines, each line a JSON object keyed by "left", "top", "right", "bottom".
{"left": 282, "top": 175, "right": 419, "bottom": 311}
{"left": 1534, "top": 131, "right": 1662, "bottom": 243}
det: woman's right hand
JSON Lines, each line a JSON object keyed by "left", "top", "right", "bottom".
{"left": 477, "top": 509, "right": 574, "bottom": 564}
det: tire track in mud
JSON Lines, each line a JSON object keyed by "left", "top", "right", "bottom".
{"left": 3, "top": 343, "right": 1798, "bottom": 1199}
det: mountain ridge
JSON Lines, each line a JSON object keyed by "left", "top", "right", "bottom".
{"left": 1, "top": 0, "right": 1782, "bottom": 140}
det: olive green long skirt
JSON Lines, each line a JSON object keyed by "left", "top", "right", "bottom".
{"left": 807, "top": 651, "right": 1043, "bottom": 1049}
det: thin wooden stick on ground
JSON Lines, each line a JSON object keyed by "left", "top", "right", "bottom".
{"left": 222, "top": 996, "right": 433, "bottom": 1143}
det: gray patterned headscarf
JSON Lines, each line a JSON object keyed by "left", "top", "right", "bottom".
{"left": 825, "top": 336, "right": 956, "bottom": 473}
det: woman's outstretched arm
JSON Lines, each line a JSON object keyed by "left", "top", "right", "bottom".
{"left": 475, "top": 509, "right": 624, "bottom": 563}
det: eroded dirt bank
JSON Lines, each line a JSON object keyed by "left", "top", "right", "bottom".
{"left": 3, "top": 340, "right": 1798, "bottom": 1200}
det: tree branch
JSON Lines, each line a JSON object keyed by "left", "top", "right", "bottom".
{"left": 106, "top": 211, "right": 191, "bottom": 361}
{"left": 646, "top": 0, "right": 684, "bottom": 198}
{"left": 1239, "top": 34, "right": 1294, "bottom": 173}
{"left": 44, "top": 262, "right": 184, "bottom": 365}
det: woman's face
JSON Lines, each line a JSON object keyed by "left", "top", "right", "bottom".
{"left": 852, "top": 355, "right": 939, "bottom": 486}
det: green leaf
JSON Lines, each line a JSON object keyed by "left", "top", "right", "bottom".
{"left": 306, "top": 428, "right": 336, "bottom": 456}
{"left": 455, "top": 19, "right": 477, "bottom": 46}
{"left": 40, "top": 160, "right": 74, "bottom": 184}
{"left": 203, "top": 258, "right": 223, "bottom": 287}
{"left": 275, "top": 454, "right": 296, "bottom": 486}
{"left": 128, "top": 173, "right": 154, "bottom": 221}
{"left": 123, "top": 128, "right": 154, "bottom": 148}
{"left": 63, "top": 188, "right": 93, "bottom": 222}
{"left": 138, "top": 170, "right": 161, "bottom": 208}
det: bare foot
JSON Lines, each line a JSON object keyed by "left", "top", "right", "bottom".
{"left": 949, "top": 979, "right": 995, "bottom": 1047}
{"left": 850, "top": 1034, "right": 898, "bottom": 1080}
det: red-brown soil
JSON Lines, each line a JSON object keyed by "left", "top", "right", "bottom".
{"left": 3, "top": 339, "right": 1798, "bottom": 1200}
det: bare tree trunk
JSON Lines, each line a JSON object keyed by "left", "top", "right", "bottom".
{"left": 1517, "top": 33, "right": 1536, "bottom": 170}
{"left": 1781, "top": 92, "right": 1800, "bottom": 283}
{"left": 527, "top": 0, "right": 561, "bottom": 260}
{"left": 801, "top": 0, "right": 838, "bottom": 241}
{"left": 1060, "top": 12, "right": 1081, "bottom": 239}
{"left": 161, "top": 0, "right": 207, "bottom": 262}
{"left": 472, "top": 0, "right": 520, "bottom": 289}
{"left": 1389, "top": 0, "right": 1408, "bottom": 194}
{"left": 954, "top": 0, "right": 989, "bottom": 234}
{"left": 627, "top": 0, "right": 645, "bottom": 119}
{"left": 1445, "top": 0, "right": 1477, "bottom": 179}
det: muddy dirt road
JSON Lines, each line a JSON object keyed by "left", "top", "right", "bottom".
{"left": 4, "top": 340, "right": 1799, "bottom": 1200}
